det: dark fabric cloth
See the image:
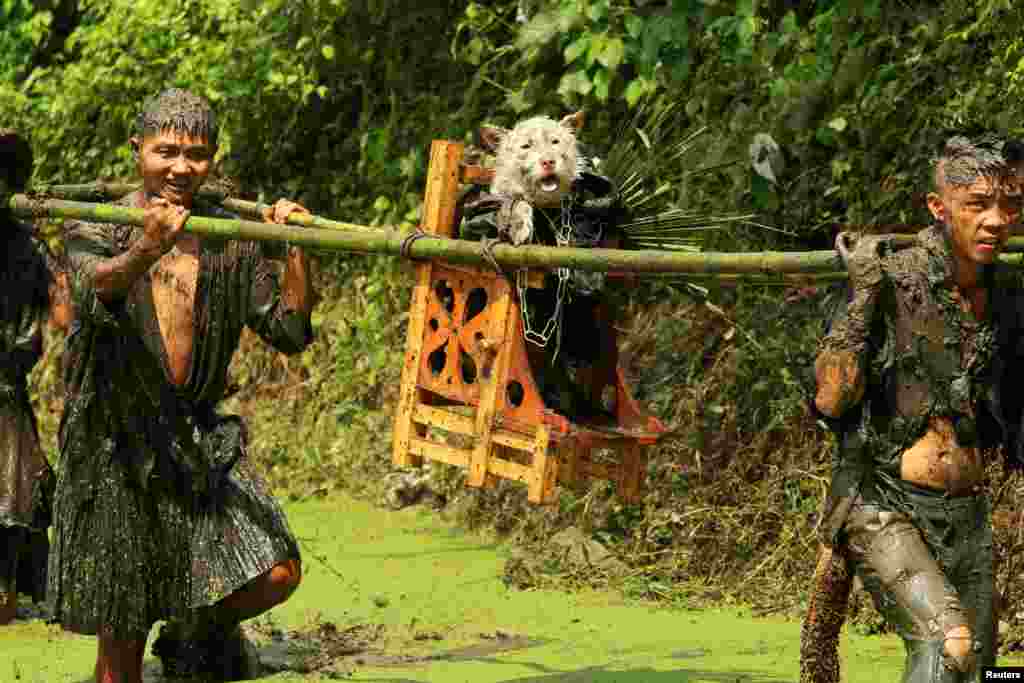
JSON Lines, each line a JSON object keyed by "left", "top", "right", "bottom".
{"left": 459, "top": 164, "right": 626, "bottom": 419}
{"left": 15, "top": 530, "right": 50, "bottom": 604}
{"left": 843, "top": 492, "right": 994, "bottom": 682}
{"left": 0, "top": 215, "right": 56, "bottom": 603}
{"left": 0, "top": 526, "right": 25, "bottom": 597}
{"left": 0, "top": 525, "right": 46, "bottom": 604}
{"left": 48, "top": 191, "right": 312, "bottom": 638}
{"left": 816, "top": 225, "right": 1024, "bottom": 546}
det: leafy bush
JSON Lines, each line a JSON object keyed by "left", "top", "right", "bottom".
{"left": 12, "top": 0, "right": 1024, "bottom": 626}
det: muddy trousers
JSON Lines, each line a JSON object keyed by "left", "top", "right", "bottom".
{"left": 842, "top": 495, "right": 994, "bottom": 683}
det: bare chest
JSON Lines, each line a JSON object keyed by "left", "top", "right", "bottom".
{"left": 150, "top": 249, "right": 199, "bottom": 386}
{"left": 900, "top": 417, "right": 984, "bottom": 494}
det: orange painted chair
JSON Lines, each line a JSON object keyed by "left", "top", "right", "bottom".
{"left": 391, "top": 140, "right": 667, "bottom": 504}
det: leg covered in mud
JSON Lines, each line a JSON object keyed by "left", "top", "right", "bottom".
{"left": 842, "top": 496, "right": 994, "bottom": 682}
{"left": 800, "top": 544, "right": 853, "bottom": 683}
{"left": 154, "top": 558, "right": 300, "bottom": 680}
{"left": 153, "top": 460, "right": 302, "bottom": 681}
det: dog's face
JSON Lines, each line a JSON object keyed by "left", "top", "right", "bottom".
{"left": 481, "top": 112, "right": 584, "bottom": 208}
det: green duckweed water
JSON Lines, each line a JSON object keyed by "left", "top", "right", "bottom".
{"left": 4, "top": 492, "right": 1016, "bottom": 682}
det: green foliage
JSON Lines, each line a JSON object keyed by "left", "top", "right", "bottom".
{"left": 235, "top": 255, "right": 411, "bottom": 497}
{"left": 0, "top": 0, "right": 46, "bottom": 81}
{"left": 14, "top": 0, "right": 1024, "bottom": 616}
{"left": 450, "top": 0, "right": 1024, "bottom": 247}
{"left": 1, "top": 0, "right": 493, "bottom": 230}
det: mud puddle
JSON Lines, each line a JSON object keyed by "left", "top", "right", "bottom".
{"left": 247, "top": 619, "right": 546, "bottom": 678}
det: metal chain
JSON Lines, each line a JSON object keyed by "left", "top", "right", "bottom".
{"left": 517, "top": 193, "right": 577, "bottom": 360}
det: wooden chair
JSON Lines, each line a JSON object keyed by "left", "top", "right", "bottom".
{"left": 391, "top": 140, "right": 667, "bottom": 504}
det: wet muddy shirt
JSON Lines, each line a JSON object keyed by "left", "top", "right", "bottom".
{"left": 58, "top": 191, "right": 313, "bottom": 502}
{"left": 0, "top": 215, "right": 55, "bottom": 531}
{"left": 819, "top": 225, "right": 1024, "bottom": 540}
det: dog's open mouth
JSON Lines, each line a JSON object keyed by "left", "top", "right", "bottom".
{"left": 539, "top": 176, "right": 560, "bottom": 193}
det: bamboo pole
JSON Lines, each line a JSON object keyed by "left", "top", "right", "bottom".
{"left": 8, "top": 193, "right": 1024, "bottom": 277}
{"left": 26, "top": 182, "right": 381, "bottom": 234}
{"left": 32, "top": 182, "right": 1024, "bottom": 255}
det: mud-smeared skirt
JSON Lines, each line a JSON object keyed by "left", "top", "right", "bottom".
{"left": 0, "top": 391, "right": 55, "bottom": 603}
{"left": 47, "top": 454, "right": 299, "bottom": 639}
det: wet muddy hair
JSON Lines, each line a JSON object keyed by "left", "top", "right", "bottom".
{"left": 932, "top": 134, "right": 1024, "bottom": 190}
{"left": 134, "top": 88, "right": 218, "bottom": 147}
{"left": 0, "top": 129, "right": 33, "bottom": 191}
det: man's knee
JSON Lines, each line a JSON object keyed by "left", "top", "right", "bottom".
{"left": 270, "top": 558, "right": 302, "bottom": 599}
{"left": 943, "top": 624, "right": 975, "bottom": 673}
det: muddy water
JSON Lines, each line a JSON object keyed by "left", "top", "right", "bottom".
{"left": 0, "top": 493, "right": 971, "bottom": 682}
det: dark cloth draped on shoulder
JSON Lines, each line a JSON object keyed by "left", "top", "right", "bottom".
{"left": 59, "top": 192, "right": 311, "bottom": 497}
{"left": 49, "top": 191, "right": 309, "bottom": 637}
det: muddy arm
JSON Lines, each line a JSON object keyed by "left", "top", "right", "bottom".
{"left": 47, "top": 269, "right": 72, "bottom": 332}
{"left": 89, "top": 244, "right": 162, "bottom": 303}
{"left": 814, "top": 349, "right": 867, "bottom": 418}
{"left": 814, "top": 290, "right": 877, "bottom": 418}
{"left": 246, "top": 243, "right": 314, "bottom": 356}
{"left": 281, "top": 245, "right": 315, "bottom": 315}
{"left": 63, "top": 221, "right": 149, "bottom": 328}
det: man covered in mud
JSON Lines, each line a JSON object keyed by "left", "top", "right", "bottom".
{"left": 48, "top": 89, "right": 315, "bottom": 683}
{"left": 460, "top": 111, "right": 627, "bottom": 419}
{"left": 0, "top": 129, "right": 66, "bottom": 626}
{"left": 809, "top": 134, "right": 1024, "bottom": 682}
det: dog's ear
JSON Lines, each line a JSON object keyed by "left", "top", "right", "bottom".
{"left": 560, "top": 111, "right": 585, "bottom": 134}
{"left": 479, "top": 125, "right": 509, "bottom": 153}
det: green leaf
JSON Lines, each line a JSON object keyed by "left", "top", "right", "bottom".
{"left": 587, "top": 32, "right": 606, "bottom": 66}
{"left": 781, "top": 10, "right": 798, "bottom": 34}
{"left": 564, "top": 35, "right": 590, "bottom": 64}
{"left": 625, "top": 78, "right": 647, "bottom": 107}
{"left": 625, "top": 15, "right": 643, "bottom": 39}
{"left": 737, "top": 15, "right": 757, "bottom": 44}
{"left": 827, "top": 117, "right": 847, "bottom": 132}
{"left": 830, "top": 159, "right": 852, "bottom": 180}
{"left": 321, "top": 44, "right": 335, "bottom": 60}
{"left": 506, "top": 89, "right": 531, "bottom": 113}
{"left": 576, "top": 69, "right": 594, "bottom": 95}
{"left": 598, "top": 36, "right": 625, "bottom": 71}
{"left": 593, "top": 68, "right": 610, "bottom": 100}
{"left": 465, "top": 36, "right": 483, "bottom": 65}
{"left": 751, "top": 173, "right": 778, "bottom": 211}
{"left": 558, "top": 69, "right": 593, "bottom": 97}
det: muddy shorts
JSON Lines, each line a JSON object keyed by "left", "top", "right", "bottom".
{"left": 842, "top": 491, "right": 993, "bottom": 683}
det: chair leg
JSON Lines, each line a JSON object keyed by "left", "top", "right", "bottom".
{"left": 558, "top": 441, "right": 582, "bottom": 490}
{"left": 617, "top": 443, "right": 648, "bottom": 504}
{"left": 527, "top": 425, "right": 557, "bottom": 504}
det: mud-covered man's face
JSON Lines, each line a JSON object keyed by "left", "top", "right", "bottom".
{"left": 928, "top": 173, "right": 1024, "bottom": 266}
{"left": 131, "top": 130, "right": 214, "bottom": 208}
